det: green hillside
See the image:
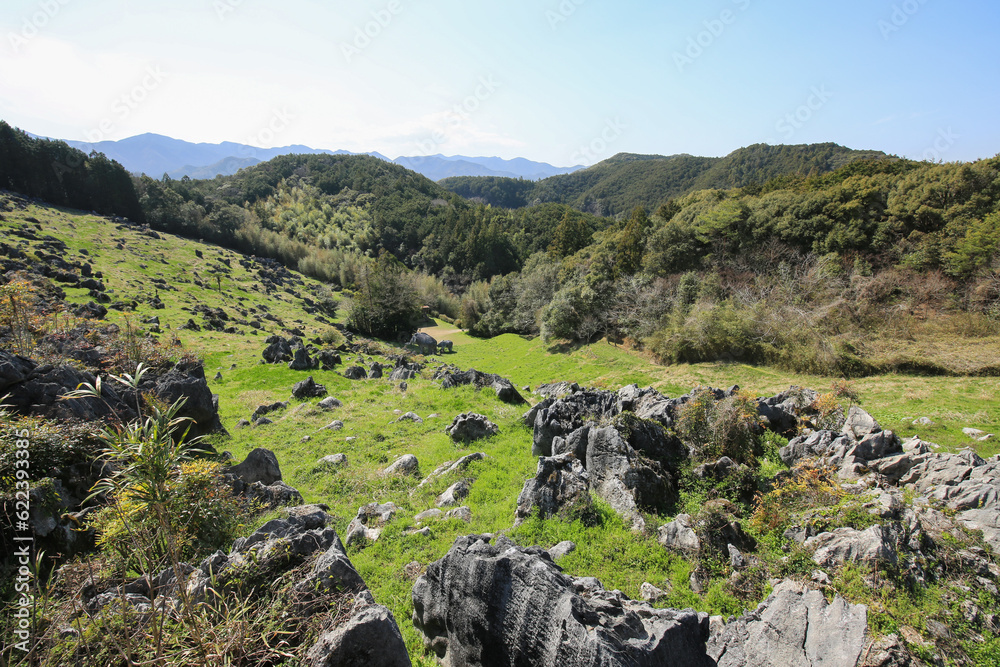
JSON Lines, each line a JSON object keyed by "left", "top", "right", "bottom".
{"left": 441, "top": 143, "right": 888, "bottom": 216}
{"left": 2, "top": 197, "right": 1000, "bottom": 664}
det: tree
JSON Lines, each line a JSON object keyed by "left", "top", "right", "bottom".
{"left": 547, "top": 210, "right": 592, "bottom": 258}
{"left": 347, "top": 251, "right": 422, "bottom": 338}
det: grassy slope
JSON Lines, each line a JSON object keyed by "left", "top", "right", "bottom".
{"left": 4, "top": 201, "right": 1000, "bottom": 662}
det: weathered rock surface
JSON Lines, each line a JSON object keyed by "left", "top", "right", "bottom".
{"left": 437, "top": 368, "right": 527, "bottom": 405}
{"left": 382, "top": 454, "right": 419, "bottom": 477}
{"left": 292, "top": 376, "right": 327, "bottom": 399}
{"left": 85, "top": 504, "right": 411, "bottom": 665}
{"left": 445, "top": 412, "right": 499, "bottom": 442}
{"left": 345, "top": 502, "right": 398, "bottom": 547}
{"left": 412, "top": 535, "right": 714, "bottom": 667}
{"left": 707, "top": 579, "right": 868, "bottom": 667}
{"left": 514, "top": 454, "right": 590, "bottom": 525}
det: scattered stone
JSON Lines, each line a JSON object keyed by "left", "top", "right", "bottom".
{"left": 912, "top": 416, "right": 934, "bottom": 426}
{"left": 658, "top": 514, "right": 701, "bottom": 556}
{"left": 414, "top": 509, "right": 444, "bottom": 523}
{"left": 316, "top": 454, "right": 347, "bottom": 469}
{"left": 251, "top": 401, "right": 288, "bottom": 422}
{"left": 445, "top": 506, "right": 472, "bottom": 522}
{"left": 345, "top": 502, "right": 398, "bottom": 547}
{"left": 396, "top": 412, "right": 423, "bottom": 424}
{"left": 419, "top": 452, "right": 486, "bottom": 487}
{"left": 253, "top": 417, "right": 273, "bottom": 426}
{"left": 292, "top": 376, "right": 327, "bottom": 399}
{"left": 445, "top": 412, "right": 499, "bottom": 442}
{"left": 321, "top": 420, "right": 344, "bottom": 431}
{"left": 640, "top": 582, "right": 668, "bottom": 603}
{"left": 317, "top": 396, "right": 343, "bottom": 410}
{"left": 343, "top": 366, "right": 368, "bottom": 380}
{"left": 227, "top": 448, "right": 283, "bottom": 486}
{"left": 213, "top": 372, "right": 222, "bottom": 381}
{"left": 436, "top": 479, "right": 473, "bottom": 507}
{"left": 548, "top": 540, "right": 577, "bottom": 560}
{"left": 382, "top": 454, "right": 419, "bottom": 477}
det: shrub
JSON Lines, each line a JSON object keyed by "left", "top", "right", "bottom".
{"left": 750, "top": 464, "right": 844, "bottom": 534}
{"left": 89, "top": 460, "right": 246, "bottom": 572}
{"left": 675, "top": 388, "right": 764, "bottom": 465}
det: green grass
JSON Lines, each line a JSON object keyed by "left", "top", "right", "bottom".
{"left": 4, "top": 200, "right": 1000, "bottom": 663}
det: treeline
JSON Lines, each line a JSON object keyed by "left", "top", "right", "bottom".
{"left": 135, "top": 153, "right": 606, "bottom": 287}
{"left": 441, "top": 143, "right": 887, "bottom": 218}
{"left": 0, "top": 121, "right": 142, "bottom": 220}
{"left": 460, "top": 156, "right": 1000, "bottom": 375}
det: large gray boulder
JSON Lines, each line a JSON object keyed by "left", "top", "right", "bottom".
{"left": 438, "top": 368, "right": 527, "bottom": 405}
{"left": 445, "top": 413, "right": 499, "bottom": 443}
{"left": 306, "top": 599, "right": 411, "bottom": 667}
{"left": 514, "top": 454, "right": 590, "bottom": 525}
{"left": 227, "top": 448, "right": 282, "bottom": 486}
{"left": 412, "top": 535, "right": 714, "bottom": 667}
{"left": 658, "top": 514, "right": 701, "bottom": 556}
{"left": 707, "top": 579, "right": 868, "bottom": 667}
{"left": 805, "top": 525, "right": 898, "bottom": 568}
{"left": 262, "top": 336, "right": 293, "bottom": 364}
{"left": 842, "top": 405, "right": 881, "bottom": 441}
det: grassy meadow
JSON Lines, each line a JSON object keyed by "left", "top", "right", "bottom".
{"left": 4, "top": 200, "right": 1000, "bottom": 662}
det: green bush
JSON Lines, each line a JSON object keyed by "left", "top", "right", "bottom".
{"left": 89, "top": 460, "right": 246, "bottom": 573}
{"left": 675, "top": 388, "right": 764, "bottom": 465}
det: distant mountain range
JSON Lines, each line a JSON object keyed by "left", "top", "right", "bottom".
{"left": 43, "top": 132, "right": 581, "bottom": 182}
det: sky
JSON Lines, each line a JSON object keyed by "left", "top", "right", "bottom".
{"left": 1, "top": 0, "right": 998, "bottom": 166}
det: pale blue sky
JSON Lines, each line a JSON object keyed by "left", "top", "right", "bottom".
{"left": 1, "top": 0, "right": 997, "bottom": 165}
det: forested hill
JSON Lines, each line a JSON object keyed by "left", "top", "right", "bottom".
{"left": 440, "top": 143, "right": 887, "bottom": 216}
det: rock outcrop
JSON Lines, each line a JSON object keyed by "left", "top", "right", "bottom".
{"left": 412, "top": 535, "right": 715, "bottom": 667}
{"left": 707, "top": 579, "right": 868, "bottom": 667}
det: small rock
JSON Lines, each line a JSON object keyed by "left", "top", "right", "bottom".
{"left": 316, "top": 453, "right": 348, "bottom": 468}
{"left": 639, "top": 582, "right": 667, "bottom": 603}
{"left": 548, "top": 540, "right": 576, "bottom": 560}
{"left": 382, "top": 454, "right": 419, "bottom": 477}
{"left": 925, "top": 619, "right": 950, "bottom": 640}
{"left": 404, "top": 526, "right": 431, "bottom": 537}
{"left": 254, "top": 417, "right": 273, "bottom": 426}
{"left": 445, "top": 506, "right": 472, "bottom": 522}
{"left": 811, "top": 570, "right": 831, "bottom": 586}
{"left": 912, "top": 416, "right": 934, "bottom": 426}
{"left": 235, "top": 419, "right": 250, "bottom": 428}
{"left": 213, "top": 372, "right": 222, "bottom": 381}
{"left": 963, "top": 427, "right": 987, "bottom": 439}
{"left": 436, "top": 479, "right": 473, "bottom": 507}
{"left": 322, "top": 420, "right": 344, "bottom": 431}
{"left": 396, "top": 412, "right": 423, "bottom": 424}
{"left": 301, "top": 436, "right": 311, "bottom": 443}
{"left": 318, "top": 396, "right": 343, "bottom": 410}
{"left": 403, "top": 561, "right": 423, "bottom": 579}
{"left": 728, "top": 544, "right": 746, "bottom": 569}
{"left": 414, "top": 509, "right": 444, "bottom": 523}
{"left": 292, "top": 376, "right": 327, "bottom": 399}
